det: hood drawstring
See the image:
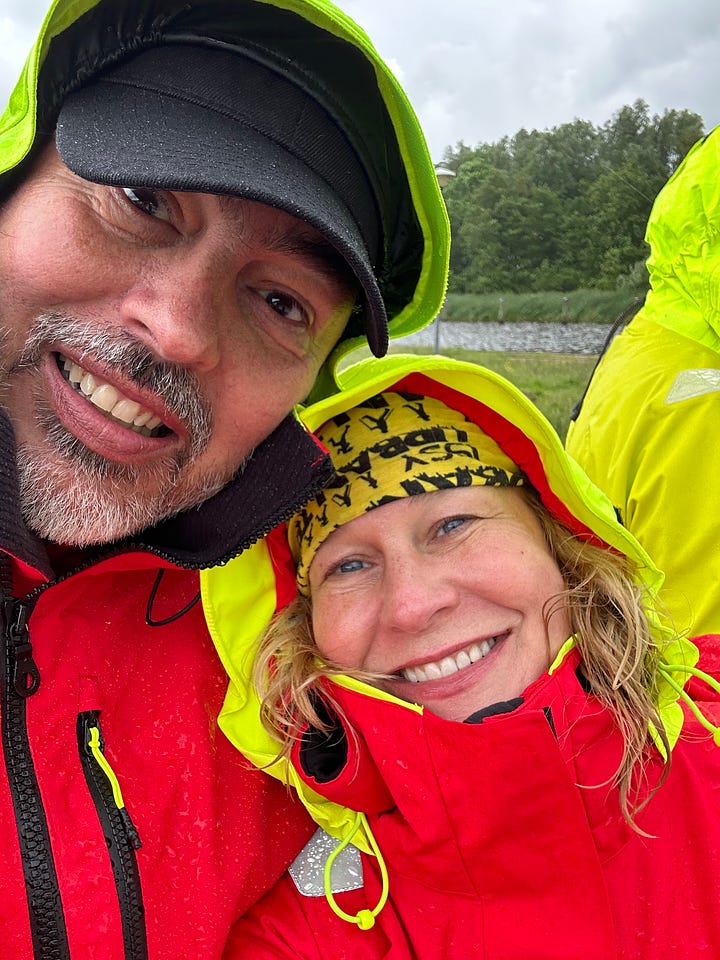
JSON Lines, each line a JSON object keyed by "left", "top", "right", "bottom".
{"left": 146, "top": 569, "right": 200, "bottom": 626}
{"left": 658, "top": 661, "right": 720, "bottom": 745}
{"left": 324, "top": 811, "right": 389, "bottom": 930}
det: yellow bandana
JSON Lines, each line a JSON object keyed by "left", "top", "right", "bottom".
{"left": 290, "top": 391, "right": 525, "bottom": 594}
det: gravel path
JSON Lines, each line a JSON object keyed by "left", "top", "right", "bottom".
{"left": 397, "top": 320, "right": 609, "bottom": 355}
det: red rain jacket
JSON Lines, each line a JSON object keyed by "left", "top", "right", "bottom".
{"left": 0, "top": 410, "right": 323, "bottom": 959}
{"left": 233, "top": 643, "right": 720, "bottom": 959}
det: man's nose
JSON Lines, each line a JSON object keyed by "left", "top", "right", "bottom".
{"left": 118, "top": 252, "right": 228, "bottom": 371}
{"left": 382, "top": 552, "right": 458, "bottom": 633}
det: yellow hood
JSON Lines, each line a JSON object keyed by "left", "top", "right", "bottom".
{"left": 203, "top": 355, "right": 698, "bottom": 841}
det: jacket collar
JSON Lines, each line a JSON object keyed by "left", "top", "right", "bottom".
{"left": 291, "top": 648, "right": 654, "bottom": 892}
{"left": 0, "top": 407, "right": 332, "bottom": 576}
{"left": 294, "top": 648, "right": 603, "bottom": 815}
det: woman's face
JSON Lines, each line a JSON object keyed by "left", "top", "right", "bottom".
{"left": 308, "top": 486, "right": 571, "bottom": 721}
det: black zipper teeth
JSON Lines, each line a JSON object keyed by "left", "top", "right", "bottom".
{"left": 205, "top": 475, "right": 333, "bottom": 567}
{"left": 1, "top": 592, "right": 70, "bottom": 960}
{"left": 0, "top": 461, "right": 323, "bottom": 954}
{"left": 78, "top": 712, "right": 148, "bottom": 960}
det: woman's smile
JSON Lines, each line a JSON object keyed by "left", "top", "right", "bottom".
{"left": 396, "top": 631, "right": 507, "bottom": 684}
{"left": 310, "top": 486, "right": 571, "bottom": 721}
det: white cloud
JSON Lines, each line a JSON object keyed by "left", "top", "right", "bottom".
{"left": 1, "top": 0, "right": 719, "bottom": 159}
{"left": 0, "top": 2, "right": 45, "bottom": 101}
{"left": 0, "top": 16, "right": 21, "bottom": 64}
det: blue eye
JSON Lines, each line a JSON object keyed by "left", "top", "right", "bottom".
{"left": 438, "top": 516, "right": 468, "bottom": 537}
{"left": 336, "top": 558, "right": 369, "bottom": 574}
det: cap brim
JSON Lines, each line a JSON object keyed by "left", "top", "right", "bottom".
{"left": 56, "top": 80, "right": 388, "bottom": 356}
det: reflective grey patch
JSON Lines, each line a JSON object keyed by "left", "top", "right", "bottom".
{"left": 288, "top": 827, "right": 364, "bottom": 897}
{"left": 665, "top": 369, "right": 720, "bottom": 404}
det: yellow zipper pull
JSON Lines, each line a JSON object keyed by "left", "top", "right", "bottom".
{"left": 88, "top": 726, "right": 142, "bottom": 849}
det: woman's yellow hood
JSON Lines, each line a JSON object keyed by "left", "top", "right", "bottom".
{"left": 202, "top": 355, "right": 699, "bottom": 842}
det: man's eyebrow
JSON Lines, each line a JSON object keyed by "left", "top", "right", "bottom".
{"left": 217, "top": 195, "right": 359, "bottom": 293}
{"left": 270, "top": 232, "right": 359, "bottom": 293}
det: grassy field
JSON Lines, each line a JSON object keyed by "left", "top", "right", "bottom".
{"left": 343, "top": 345, "right": 598, "bottom": 440}
{"left": 442, "top": 289, "right": 642, "bottom": 324}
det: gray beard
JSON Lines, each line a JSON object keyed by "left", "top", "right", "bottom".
{"left": 15, "top": 434, "right": 230, "bottom": 547}
{"left": 4, "top": 313, "right": 236, "bottom": 547}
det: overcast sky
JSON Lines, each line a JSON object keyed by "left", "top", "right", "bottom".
{"left": 2, "top": 0, "right": 719, "bottom": 161}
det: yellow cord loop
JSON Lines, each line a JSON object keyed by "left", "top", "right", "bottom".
{"left": 658, "top": 663, "right": 720, "bottom": 745}
{"left": 324, "top": 811, "right": 389, "bottom": 930}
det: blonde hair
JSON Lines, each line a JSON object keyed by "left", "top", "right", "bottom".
{"left": 525, "top": 492, "right": 669, "bottom": 822}
{"left": 254, "top": 489, "right": 670, "bottom": 826}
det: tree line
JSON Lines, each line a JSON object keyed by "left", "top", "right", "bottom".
{"left": 440, "top": 99, "right": 704, "bottom": 296}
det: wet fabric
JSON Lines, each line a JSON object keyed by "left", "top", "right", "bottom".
{"left": 203, "top": 354, "right": 715, "bottom": 958}
{"left": 0, "top": 0, "right": 450, "bottom": 952}
{"left": 230, "top": 643, "right": 720, "bottom": 958}
{"left": 566, "top": 124, "right": 720, "bottom": 636}
{"left": 0, "top": 404, "right": 315, "bottom": 958}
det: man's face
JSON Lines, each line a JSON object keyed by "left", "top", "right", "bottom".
{"left": 0, "top": 145, "right": 356, "bottom": 546}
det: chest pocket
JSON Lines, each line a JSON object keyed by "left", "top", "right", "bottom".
{"left": 77, "top": 710, "right": 148, "bottom": 960}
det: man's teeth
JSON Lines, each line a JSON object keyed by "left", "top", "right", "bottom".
{"left": 61, "top": 357, "right": 164, "bottom": 436}
{"left": 401, "top": 636, "right": 499, "bottom": 683}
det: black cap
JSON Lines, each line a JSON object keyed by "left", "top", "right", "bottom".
{"left": 55, "top": 42, "right": 389, "bottom": 356}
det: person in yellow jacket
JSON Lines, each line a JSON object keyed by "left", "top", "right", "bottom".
{"left": 566, "top": 125, "right": 720, "bottom": 638}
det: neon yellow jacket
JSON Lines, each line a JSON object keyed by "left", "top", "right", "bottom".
{"left": 202, "top": 355, "right": 719, "bottom": 957}
{"left": 566, "top": 125, "right": 720, "bottom": 636}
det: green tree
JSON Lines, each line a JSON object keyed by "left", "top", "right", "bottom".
{"left": 440, "top": 102, "right": 705, "bottom": 295}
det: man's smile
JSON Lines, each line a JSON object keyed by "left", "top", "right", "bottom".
{"left": 38, "top": 347, "right": 182, "bottom": 465}
{"left": 56, "top": 352, "right": 170, "bottom": 438}
{"left": 0, "top": 144, "right": 353, "bottom": 544}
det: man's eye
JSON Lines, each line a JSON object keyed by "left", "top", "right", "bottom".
{"left": 121, "top": 187, "right": 172, "bottom": 221}
{"left": 258, "top": 289, "right": 310, "bottom": 327}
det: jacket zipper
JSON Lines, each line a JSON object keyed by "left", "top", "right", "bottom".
{"left": 0, "top": 444, "right": 325, "bottom": 953}
{"left": 1, "top": 553, "right": 147, "bottom": 958}
{"left": 78, "top": 711, "right": 148, "bottom": 960}
{"left": 0, "top": 593, "right": 70, "bottom": 960}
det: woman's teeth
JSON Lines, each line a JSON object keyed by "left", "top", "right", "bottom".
{"left": 401, "top": 636, "right": 499, "bottom": 683}
{"left": 59, "top": 355, "right": 165, "bottom": 436}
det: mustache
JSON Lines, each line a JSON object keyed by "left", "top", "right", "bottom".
{"left": 15, "top": 312, "right": 213, "bottom": 457}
